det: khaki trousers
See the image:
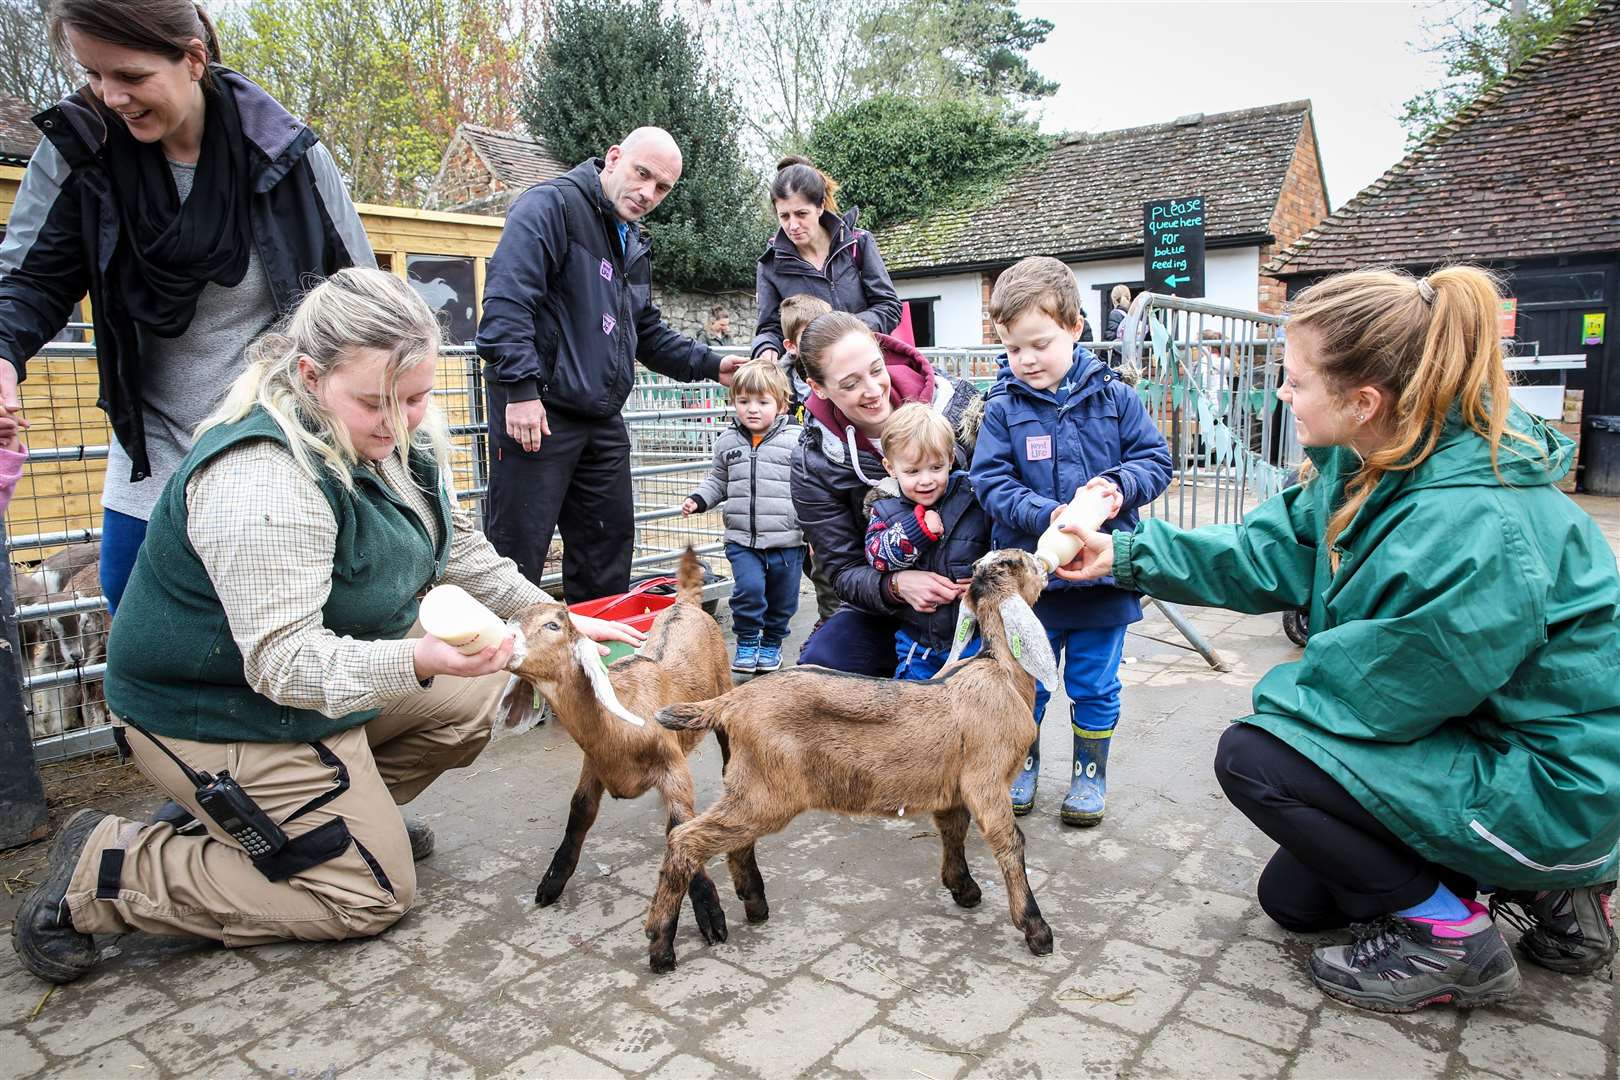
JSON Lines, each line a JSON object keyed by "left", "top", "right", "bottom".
{"left": 64, "top": 666, "right": 507, "bottom": 946}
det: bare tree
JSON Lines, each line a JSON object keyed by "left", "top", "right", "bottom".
{"left": 0, "top": 0, "right": 76, "bottom": 110}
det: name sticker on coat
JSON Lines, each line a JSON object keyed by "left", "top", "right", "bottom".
{"left": 602, "top": 312, "right": 617, "bottom": 335}
{"left": 599, "top": 258, "right": 613, "bottom": 281}
{"left": 1025, "top": 435, "right": 1052, "bottom": 461}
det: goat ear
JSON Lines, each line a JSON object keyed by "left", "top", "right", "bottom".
{"left": 943, "top": 610, "right": 979, "bottom": 668}
{"left": 571, "top": 637, "right": 646, "bottom": 727}
{"left": 996, "top": 595, "right": 1058, "bottom": 689}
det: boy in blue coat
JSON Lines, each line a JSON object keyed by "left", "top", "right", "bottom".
{"left": 971, "top": 257, "right": 1172, "bottom": 825}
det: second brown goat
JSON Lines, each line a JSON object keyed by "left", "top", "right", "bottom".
{"left": 645, "top": 548, "right": 1060, "bottom": 973}
{"left": 505, "top": 549, "right": 738, "bottom": 946}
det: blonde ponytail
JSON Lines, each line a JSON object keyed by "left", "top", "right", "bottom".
{"left": 1286, "top": 265, "right": 1542, "bottom": 565}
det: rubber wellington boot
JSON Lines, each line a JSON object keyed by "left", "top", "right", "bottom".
{"left": 1010, "top": 738, "right": 1040, "bottom": 817}
{"left": 1061, "top": 728, "right": 1112, "bottom": 827}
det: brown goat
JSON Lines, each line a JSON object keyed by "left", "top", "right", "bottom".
{"left": 644, "top": 548, "right": 1060, "bottom": 973}
{"left": 504, "top": 549, "right": 738, "bottom": 946}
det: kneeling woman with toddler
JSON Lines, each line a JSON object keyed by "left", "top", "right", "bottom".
{"left": 13, "top": 269, "right": 636, "bottom": 984}
{"left": 1060, "top": 265, "right": 1619, "bottom": 1012}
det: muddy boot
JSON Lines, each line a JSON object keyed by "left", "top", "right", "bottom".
{"left": 1010, "top": 738, "right": 1040, "bottom": 817}
{"left": 1490, "top": 884, "right": 1616, "bottom": 975}
{"left": 1061, "top": 728, "right": 1112, "bottom": 827}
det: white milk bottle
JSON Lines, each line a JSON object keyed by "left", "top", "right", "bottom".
{"left": 1033, "top": 484, "right": 1114, "bottom": 574}
{"left": 419, "top": 584, "right": 508, "bottom": 655}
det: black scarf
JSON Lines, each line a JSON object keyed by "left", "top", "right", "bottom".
{"left": 100, "top": 77, "right": 255, "bottom": 339}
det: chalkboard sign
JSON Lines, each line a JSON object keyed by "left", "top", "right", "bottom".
{"left": 1143, "top": 196, "right": 1206, "bottom": 299}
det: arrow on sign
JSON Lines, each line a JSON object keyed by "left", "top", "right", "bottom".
{"left": 1163, "top": 275, "right": 1189, "bottom": 287}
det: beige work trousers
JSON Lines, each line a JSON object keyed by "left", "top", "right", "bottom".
{"left": 63, "top": 666, "right": 507, "bottom": 946}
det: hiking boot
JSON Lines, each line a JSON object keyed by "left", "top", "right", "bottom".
{"left": 1309, "top": 901, "right": 1521, "bottom": 1013}
{"left": 731, "top": 634, "right": 760, "bottom": 674}
{"left": 1010, "top": 738, "right": 1040, "bottom": 817}
{"left": 406, "top": 819, "right": 435, "bottom": 862}
{"left": 1490, "top": 884, "right": 1616, "bottom": 975}
{"left": 12, "top": 810, "right": 107, "bottom": 984}
{"left": 1061, "top": 728, "right": 1112, "bottom": 828}
{"left": 755, "top": 642, "right": 783, "bottom": 673}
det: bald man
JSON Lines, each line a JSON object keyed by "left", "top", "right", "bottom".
{"left": 477, "top": 128, "right": 740, "bottom": 601}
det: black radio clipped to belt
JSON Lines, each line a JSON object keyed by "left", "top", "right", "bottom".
{"left": 118, "top": 719, "right": 354, "bottom": 882}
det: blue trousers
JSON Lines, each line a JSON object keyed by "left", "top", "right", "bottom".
{"left": 1032, "top": 624, "right": 1128, "bottom": 733}
{"left": 725, "top": 543, "right": 804, "bottom": 645}
{"left": 99, "top": 508, "right": 149, "bottom": 616}
{"left": 894, "top": 627, "right": 980, "bottom": 680}
{"left": 798, "top": 608, "right": 900, "bottom": 676}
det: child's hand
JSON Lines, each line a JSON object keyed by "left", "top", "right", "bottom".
{"left": 923, "top": 509, "right": 942, "bottom": 535}
{"left": 1085, "top": 476, "right": 1125, "bottom": 518}
{"left": 681, "top": 497, "right": 699, "bottom": 516}
{"left": 1049, "top": 503, "right": 1067, "bottom": 526}
{"left": 0, "top": 413, "right": 19, "bottom": 453}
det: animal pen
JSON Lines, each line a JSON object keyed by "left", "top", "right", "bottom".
{"left": 1, "top": 294, "right": 1301, "bottom": 841}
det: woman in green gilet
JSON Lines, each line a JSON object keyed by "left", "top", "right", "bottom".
{"left": 13, "top": 268, "right": 640, "bottom": 984}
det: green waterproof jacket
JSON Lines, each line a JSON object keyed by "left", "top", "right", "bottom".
{"left": 1114, "top": 407, "right": 1620, "bottom": 890}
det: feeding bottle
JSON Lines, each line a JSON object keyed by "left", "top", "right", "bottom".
{"left": 1033, "top": 485, "right": 1115, "bottom": 574}
{"left": 420, "top": 584, "right": 508, "bottom": 655}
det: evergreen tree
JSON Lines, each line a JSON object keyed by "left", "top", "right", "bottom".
{"left": 522, "top": 0, "right": 762, "bottom": 291}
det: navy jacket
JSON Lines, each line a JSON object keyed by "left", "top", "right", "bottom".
{"left": 477, "top": 158, "right": 722, "bottom": 417}
{"left": 865, "top": 472, "right": 991, "bottom": 647}
{"left": 971, "top": 347, "right": 1172, "bottom": 629}
{"left": 0, "top": 68, "right": 373, "bottom": 482}
{"left": 751, "top": 207, "right": 901, "bottom": 359}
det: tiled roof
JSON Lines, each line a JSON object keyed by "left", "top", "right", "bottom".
{"left": 0, "top": 94, "right": 40, "bottom": 165}
{"left": 877, "top": 101, "right": 1313, "bottom": 275}
{"left": 459, "top": 123, "right": 569, "bottom": 188}
{"left": 1270, "top": 0, "right": 1620, "bottom": 276}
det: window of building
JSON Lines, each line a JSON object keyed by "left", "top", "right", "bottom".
{"left": 904, "top": 297, "right": 939, "bottom": 347}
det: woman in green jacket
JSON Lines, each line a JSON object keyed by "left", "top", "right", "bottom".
{"left": 1060, "top": 265, "right": 1619, "bottom": 1014}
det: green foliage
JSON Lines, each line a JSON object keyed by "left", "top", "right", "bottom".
{"left": 522, "top": 0, "right": 761, "bottom": 291}
{"left": 855, "top": 0, "right": 1057, "bottom": 112}
{"left": 805, "top": 94, "right": 1049, "bottom": 230}
{"left": 1401, "top": 0, "right": 1600, "bottom": 145}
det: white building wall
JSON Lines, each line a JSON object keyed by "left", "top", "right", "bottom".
{"left": 893, "top": 246, "right": 1263, "bottom": 348}
{"left": 893, "top": 273, "right": 984, "bottom": 347}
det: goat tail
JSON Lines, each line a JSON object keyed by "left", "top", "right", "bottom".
{"left": 657, "top": 700, "right": 721, "bottom": 732}
{"left": 676, "top": 546, "right": 704, "bottom": 607}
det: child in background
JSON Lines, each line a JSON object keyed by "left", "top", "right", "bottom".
{"left": 683, "top": 359, "right": 804, "bottom": 673}
{"left": 864, "top": 403, "right": 990, "bottom": 679}
{"left": 777, "top": 293, "right": 840, "bottom": 626}
{"left": 0, "top": 409, "right": 26, "bottom": 515}
{"left": 971, "top": 256, "right": 1172, "bottom": 826}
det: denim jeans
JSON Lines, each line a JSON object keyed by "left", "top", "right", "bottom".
{"left": 797, "top": 607, "right": 901, "bottom": 675}
{"left": 100, "top": 508, "right": 150, "bottom": 616}
{"left": 1031, "top": 624, "right": 1128, "bottom": 732}
{"left": 725, "top": 543, "right": 804, "bottom": 645}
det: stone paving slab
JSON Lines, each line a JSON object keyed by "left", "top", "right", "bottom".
{"left": 3, "top": 580, "right": 1616, "bottom": 1078}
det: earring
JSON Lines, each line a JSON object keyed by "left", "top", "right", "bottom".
{"left": 1354, "top": 412, "right": 1365, "bottom": 424}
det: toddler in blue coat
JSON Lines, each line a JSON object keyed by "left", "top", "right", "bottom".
{"left": 970, "top": 257, "right": 1172, "bottom": 826}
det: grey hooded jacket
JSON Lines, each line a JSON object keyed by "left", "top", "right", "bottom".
{"left": 689, "top": 416, "right": 803, "bottom": 549}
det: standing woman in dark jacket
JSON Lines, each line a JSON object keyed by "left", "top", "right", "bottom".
{"left": 750, "top": 156, "right": 902, "bottom": 368}
{"left": 0, "top": 0, "right": 373, "bottom": 612}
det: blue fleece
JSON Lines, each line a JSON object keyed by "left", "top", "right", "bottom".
{"left": 970, "top": 346, "right": 1172, "bottom": 630}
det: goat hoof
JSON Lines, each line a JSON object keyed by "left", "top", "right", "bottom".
{"left": 1025, "top": 921, "right": 1054, "bottom": 957}
{"left": 534, "top": 877, "right": 566, "bottom": 907}
{"left": 744, "top": 899, "right": 769, "bottom": 924}
{"left": 694, "top": 900, "right": 728, "bottom": 945}
{"left": 649, "top": 948, "right": 677, "bottom": 974}
{"left": 950, "top": 881, "right": 982, "bottom": 909}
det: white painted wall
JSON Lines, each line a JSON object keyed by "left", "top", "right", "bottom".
{"left": 894, "top": 272, "right": 984, "bottom": 347}
{"left": 893, "top": 246, "right": 1264, "bottom": 347}
{"left": 1068, "top": 247, "right": 1262, "bottom": 318}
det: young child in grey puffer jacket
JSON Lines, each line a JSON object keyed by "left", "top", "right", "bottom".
{"left": 682, "top": 359, "right": 805, "bottom": 673}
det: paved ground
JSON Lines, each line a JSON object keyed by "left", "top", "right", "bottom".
{"left": 2, "top": 496, "right": 1616, "bottom": 1079}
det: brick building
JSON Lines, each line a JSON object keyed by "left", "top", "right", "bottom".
{"left": 876, "top": 101, "right": 1331, "bottom": 346}
{"left": 1269, "top": 0, "right": 1619, "bottom": 488}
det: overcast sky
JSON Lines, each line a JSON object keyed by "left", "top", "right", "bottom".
{"left": 1022, "top": 1, "right": 1452, "bottom": 210}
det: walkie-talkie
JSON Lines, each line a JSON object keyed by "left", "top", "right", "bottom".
{"left": 119, "top": 719, "right": 288, "bottom": 861}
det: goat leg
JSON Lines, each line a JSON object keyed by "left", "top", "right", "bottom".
{"left": 933, "top": 807, "right": 981, "bottom": 909}
{"left": 726, "top": 845, "right": 769, "bottom": 923}
{"left": 646, "top": 829, "right": 697, "bottom": 973}
{"left": 659, "top": 773, "right": 728, "bottom": 947}
{"left": 536, "top": 765, "right": 604, "bottom": 907}
{"left": 965, "top": 789, "right": 1054, "bottom": 956}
